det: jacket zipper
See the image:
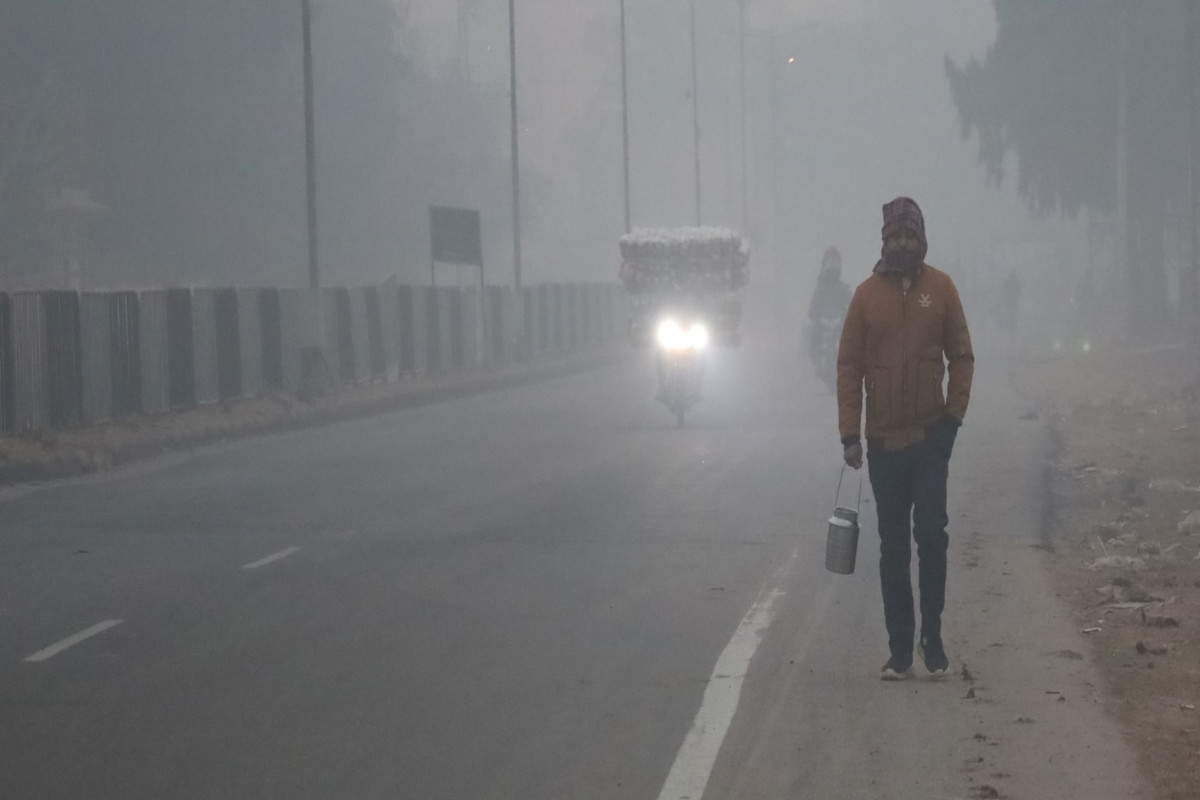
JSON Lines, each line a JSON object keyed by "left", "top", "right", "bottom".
{"left": 900, "top": 277, "right": 908, "bottom": 441}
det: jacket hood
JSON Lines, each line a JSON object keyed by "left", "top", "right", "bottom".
{"left": 879, "top": 196, "right": 928, "bottom": 271}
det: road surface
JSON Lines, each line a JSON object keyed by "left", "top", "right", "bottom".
{"left": 0, "top": 342, "right": 1144, "bottom": 799}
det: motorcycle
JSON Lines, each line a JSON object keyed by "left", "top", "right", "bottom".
{"left": 654, "top": 316, "right": 709, "bottom": 428}
{"left": 808, "top": 314, "right": 843, "bottom": 393}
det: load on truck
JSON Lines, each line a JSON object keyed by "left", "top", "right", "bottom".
{"left": 618, "top": 227, "right": 750, "bottom": 349}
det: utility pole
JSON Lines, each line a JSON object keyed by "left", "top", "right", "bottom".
{"left": 620, "top": 0, "right": 632, "bottom": 234}
{"left": 738, "top": 0, "right": 748, "bottom": 236}
{"left": 689, "top": 0, "right": 702, "bottom": 227}
{"left": 1185, "top": 0, "right": 1195, "bottom": 287}
{"left": 302, "top": 0, "right": 319, "bottom": 289}
{"left": 1116, "top": 3, "right": 1131, "bottom": 337}
{"left": 457, "top": 0, "right": 472, "bottom": 80}
{"left": 770, "top": 37, "right": 782, "bottom": 296}
{"left": 509, "top": 0, "right": 523, "bottom": 288}
{"left": 1188, "top": 0, "right": 1199, "bottom": 371}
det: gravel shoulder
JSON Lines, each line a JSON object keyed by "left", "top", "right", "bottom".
{"left": 1011, "top": 344, "right": 1200, "bottom": 800}
{"left": 703, "top": 353, "right": 1146, "bottom": 800}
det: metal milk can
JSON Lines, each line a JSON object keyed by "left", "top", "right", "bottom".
{"left": 825, "top": 465, "right": 863, "bottom": 575}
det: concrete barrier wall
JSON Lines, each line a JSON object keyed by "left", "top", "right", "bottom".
{"left": 192, "top": 289, "right": 219, "bottom": 405}
{"left": 348, "top": 287, "right": 371, "bottom": 381}
{"left": 139, "top": 291, "right": 169, "bottom": 414}
{"left": 593, "top": 286, "right": 604, "bottom": 342}
{"left": 43, "top": 292, "right": 83, "bottom": 427}
{"left": 437, "top": 289, "right": 454, "bottom": 372}
{"left": 396, "top": 285, "right": 416, "bottom": 375}
{"left": 487, "top": 286, "right": 519, "bottom": 364}
{"left": 237, "top": 289, "right": 264, "bottom": 398}
{"left": 463, "top": 289, "right": 482, "bottom": 368}
{"left": 80, "top": 293, "right": 114, "bottom": 423}
{"left": 0, "top": 295, "right": 13, "bottom": 432}
{"left": 576, "top": 285, "right": 588, "bottom": 346}
{"left": 412, "top": 286, "right": 434, "bottom": 373}
{"left": 322, "top": 288, "right": 347, "bottom": 385}
{"left": 11, "top": 293, "right": 47, "bottom": 431}
{"left": 536, "top": 285, "right": 550, "bottom": 355}
{"left": 0, "top": 282, "right": 622, "bottom": 433}
{"left": 568, "top": 285, "right": 581, "bottom": 349}
{"left": 258, "top": 289, "right": 284, "bottom": 391}
{"left": 503, "top": 287, "right": 522, "bottom": 362}
{"left": 553, "top": 285, "right": 566, "bottom": 350}
{"left": 368, "top": 286, "right": 396, "bottom": 378}
{"left": 109, "top": 293, "right": 141, "bottom": 418}
{"left": 214, "top": 289, "right": 242, "bottom": 402}
{"left": 280, "top": 288, "right": 319, "bottom": 393}
{"left": 485, "top": 287, "right": 503, "bottom": 364}
{"left": 593, "top": 285, "right": 606, "bottom": 343}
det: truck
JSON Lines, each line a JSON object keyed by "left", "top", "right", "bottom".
{"left": 618, "top": 227, "right": 750, "bottom": 349}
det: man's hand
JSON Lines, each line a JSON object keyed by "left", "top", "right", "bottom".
{"left": 843, "top": 441, "right": 863, "bottom": 470}
{"left": 926, "top": 415, "right": 960, "bottom": 460}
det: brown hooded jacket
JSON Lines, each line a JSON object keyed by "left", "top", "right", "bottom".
{"left": 836, "top": 199, "right": 974, "bottom": 451}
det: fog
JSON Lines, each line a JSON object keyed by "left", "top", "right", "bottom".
{"left": 2, "top": 0, "right": 1196, "bottom": 345}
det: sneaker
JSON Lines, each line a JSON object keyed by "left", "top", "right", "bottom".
{"left": 880, "top": 655, "right": 913, "bottom": 681}
{"left": 918, "top": 635, "right": 949, "bottom": 677}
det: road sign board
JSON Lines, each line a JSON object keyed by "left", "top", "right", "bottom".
{"left": 430, "top": 206, "right": 483, "bottom": 267}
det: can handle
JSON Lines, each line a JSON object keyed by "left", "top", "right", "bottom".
{"left": 833, "top": 464, "right": 863, "bottom": 513}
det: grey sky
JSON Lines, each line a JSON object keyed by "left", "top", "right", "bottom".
{"left": 403, "top": 0, "right": 1078, "bottom": 294}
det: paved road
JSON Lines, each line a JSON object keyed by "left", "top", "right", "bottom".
{"left": 0, "top": 343, "right": 1143, "bottom": 799}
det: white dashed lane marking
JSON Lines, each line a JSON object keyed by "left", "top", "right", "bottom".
{"left": 241, "top": 547, "right": 301, "bottom": 571}
{"left": 24, "top": 620, "right": 124, "bottom": 663}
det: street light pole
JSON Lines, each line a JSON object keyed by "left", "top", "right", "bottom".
{"left": 509, "top": 0, "right": 523, "bottom": 289}
{"left": 620, "top": 0, "right": 632, "bottom": 234}
{"left": 770, "top": 37, "right": 782, "bottom": 285}
{"left": 689, "top": 0, "right": 702, "bottom": 227}
{"left": 302, "top": 0, "right": 319, "bottom": 289}
{"left": 1188, "top": 0, "right": 1199, "bottom": 371}
{"left": 738, "top": 0, "right": 748, "bottom": 236}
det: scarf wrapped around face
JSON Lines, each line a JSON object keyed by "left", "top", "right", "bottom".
{"left": 879, "top": 196, "right": 928, "bottom": 273}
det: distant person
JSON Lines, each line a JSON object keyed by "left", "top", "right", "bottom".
{"left": 836, "top": 197, "right": 975, "bottom": 680}
{"left": 1072, "top": 269, "right": 1097, "bottom": 345}
{"left": 808, "top": 247, "right": 853, "bottom": 323}
{"left": 807, "top": 247, "right": 854, "bottom": 390}
{"left": 997, "top": 271, "right": 1022, "bottom": 341}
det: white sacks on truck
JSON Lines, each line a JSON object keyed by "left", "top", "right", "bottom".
{"left": 618, "top": 227, "right": 750, "bottom": 348}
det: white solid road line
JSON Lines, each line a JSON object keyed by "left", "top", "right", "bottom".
{"left": 23, "top": 620, "right": 124, "bottom": 663}
{"left": 241, "top": 546, "right": 301, "bottom": 570}
{"left": 656, "top": 550, "right": 797, "bottom": 800}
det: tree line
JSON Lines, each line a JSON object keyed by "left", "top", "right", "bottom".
{"left": 946, "top": 0, "right": 1198, "bottom": 338}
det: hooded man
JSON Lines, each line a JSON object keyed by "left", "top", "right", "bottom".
{"left": 836, "top": 197, "right": 975, "bottom": 680}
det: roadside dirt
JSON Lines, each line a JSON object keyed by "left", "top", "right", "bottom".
{"left": 1011, "top": 344, "right": 1200, "bottom": 800}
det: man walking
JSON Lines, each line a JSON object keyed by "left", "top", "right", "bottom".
{"left": 837, "top": 197, "right": 974, "bottom": 680}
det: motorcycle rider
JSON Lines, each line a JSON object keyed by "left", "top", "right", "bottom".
{"left": 808, "top": 247, "right": 853, "bottom": 387}
{"left": 809, "top": 246, "right": 853, "bottom": 323}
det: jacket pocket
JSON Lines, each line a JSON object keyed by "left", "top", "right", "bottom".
{"left": 868, "top": 366, "right": 891, "bottom": 430}
{"left": 914, "top": 357, "right": 944, "bottom": 422}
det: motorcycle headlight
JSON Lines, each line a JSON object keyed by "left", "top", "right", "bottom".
{"left": 657, "top": 319, "right": 686, "bottom": 350}
{"left": 657, "top": 319, "right": 709, "bottom": 351}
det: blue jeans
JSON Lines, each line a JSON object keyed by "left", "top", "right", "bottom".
{"left": 867, "top": 430, "right": 954, "bottom": 661}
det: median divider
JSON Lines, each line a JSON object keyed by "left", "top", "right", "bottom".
{"left": 0, "top": 282, "right": 628, "bottom": 486}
